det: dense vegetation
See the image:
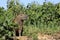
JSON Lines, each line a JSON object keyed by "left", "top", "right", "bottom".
{"left": 0, "top": 0, "right": 60, "bottom": 40}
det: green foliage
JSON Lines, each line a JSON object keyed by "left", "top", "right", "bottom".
{"left": 0, "top": 0, "right": 60, "bottom": 40}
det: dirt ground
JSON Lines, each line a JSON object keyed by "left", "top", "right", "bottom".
{"left": 38, "top": 32, "right": 60, "bottom": 40}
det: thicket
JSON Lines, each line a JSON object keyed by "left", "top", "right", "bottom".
{"left": 0, "top": 0, "right": 60, "bottom": 40}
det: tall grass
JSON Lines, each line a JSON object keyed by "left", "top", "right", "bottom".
{"left": 23, "top": 21, "right": 60, "bottom": 40}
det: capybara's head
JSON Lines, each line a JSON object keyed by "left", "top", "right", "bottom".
{"left": 13, "top": 14, "right": 28, "bottom": 24}
{"left": 18, "top": 14, "right": 28, "bottom": 20}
